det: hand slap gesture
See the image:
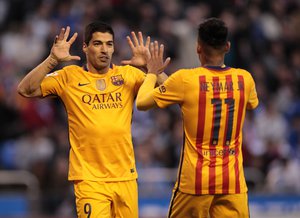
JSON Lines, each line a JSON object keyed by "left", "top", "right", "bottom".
{"left": 121, "top": 31, "right": 151, "bottom": 67}
{"left": 50, "top": 26, "right": 81, "bottom": 62}
{"left": 147, "top": 41, "right": 171, "bottom": 75}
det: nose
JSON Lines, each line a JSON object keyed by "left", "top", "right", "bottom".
{"left": 101, "top": 44, "right": 108, "bottom": 52}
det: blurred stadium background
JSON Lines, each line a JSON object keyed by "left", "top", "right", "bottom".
{"left": 0, "top": 0, "right": 300, "bottom": 217}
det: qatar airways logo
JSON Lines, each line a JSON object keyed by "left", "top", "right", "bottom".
{"left": 82, "top": 92, "right": 123, "bottom": 109}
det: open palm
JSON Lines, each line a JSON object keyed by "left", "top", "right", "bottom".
{"left": 121, "top": 31, "right": 150, "bottom": 67}
{"left": 147, "top": 41, "right": 171, "bottom": 75}
{"left": 50, "top": 26, "right": 80, "bottom": 62}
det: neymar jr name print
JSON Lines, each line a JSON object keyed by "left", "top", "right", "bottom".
{"left": 200, "top": 81, "right": 244, "bottom": 92}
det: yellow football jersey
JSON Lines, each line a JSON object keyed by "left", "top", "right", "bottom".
{"left": 153, "top": 66, "right": 259, "bottom": 195}
{"left": 41, "top": 65, "right": 145, "bottom": 181}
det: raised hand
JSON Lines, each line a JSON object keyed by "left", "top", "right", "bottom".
{"left": 121, "top": 31, "right": 150, "bottom": 67}
{"left": 50, "top": 26, "right": 81, "bottom": 63}
{"left": 147, "top": 41, "right": 171, "bottom": 75}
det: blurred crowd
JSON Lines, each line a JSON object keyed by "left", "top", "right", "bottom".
{"left": 0, "top": 0, "right": 300, "bottom": 216}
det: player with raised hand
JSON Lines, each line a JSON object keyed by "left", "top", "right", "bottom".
{"left": 18, "top": 21, "right": 167, "bottom": 218}
{"left": 137, "top": 18, "right": 259, "bottom": 218}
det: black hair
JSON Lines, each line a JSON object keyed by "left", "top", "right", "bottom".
{"left": 198, "top": 18, "right": 228, "bottom": 48}
{"left": 84, "top": 21, "right": 114, "bottom": 45}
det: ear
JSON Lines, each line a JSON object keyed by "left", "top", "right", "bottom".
{"left": 224, "top": 41, "right": 231, "bottom": 53}
{"left": 83, "top": 43, "right": 87, "bottom": 53}
{"left": 197, "top": 43, "right": 202, "bottom": 54}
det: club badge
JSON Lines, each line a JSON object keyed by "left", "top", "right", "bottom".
{"left": 111, "top": 75, "right": 124, "bottom": 86}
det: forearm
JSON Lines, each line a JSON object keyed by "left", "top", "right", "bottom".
{"left": 17, "top": 55, "right": 58, "bottom": 97}
{"left": 136, "top": 73, "right": 157, "bottom": 110}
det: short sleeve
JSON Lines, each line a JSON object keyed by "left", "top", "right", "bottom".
{"left": 153, "top": 70, "right": 184, "bottom": 108}
{"left": 40, "top": 69, "right": 67, "bottom": 97}
{"left": 132, "top": 67, "right": 146, "bottom": 96}
{"left": 246, "top": 75, "right": 259, "bottom": 110}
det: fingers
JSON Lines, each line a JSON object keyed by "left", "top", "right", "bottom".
{"left": 64, "top": 26, "right": 70, "bottom": 40}
{"left": 157, "top": 57, "right": 171, "bottom": 73}
{"left": 70, "top": 55, "right": 81, "bottom": 61}
{"left": 154, "top": 41, "right": 159, "bottom": 57}
{"left": 131, "top": 31, "right": 139, "bottom": 46}
{"left": 145, "top": 36, "right": 150, "bottom": 48}
{"left": 149, "top": 42, "right": 155, "bottom": 58}
{"left": 53, "top": 35, "right": 58, "bottom": 44}
{"left": 126, "top": 31, "right": 150, "bottom": 49}
{"left": 162, "top": 57, "right": 171, "bottom": 69}
{"left": 150, "top": 41, "right": 171, "bottom": 70}
{"left": 126, "top": 36, "right": 135, "bottom": 50}
{"left": 56, "top": 26, "right": 73, "bottom": 43}
{"left": 159, "top": 44, "right": 165, "bottom": 58}
{"left": 138, "top": 32, "right": 144, "bottom": 45}
{"left": 68, "top": 32, "right": 78, "bottom": 44}
{"left": 150, "top": 41, "right": 163, "bottom": 57}
{"left": 58, "top": 27, "right": 65, "bottom": 41}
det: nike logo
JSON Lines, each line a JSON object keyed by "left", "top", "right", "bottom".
{"left": 78, "top": 82, "right": 90, "bottom": 86}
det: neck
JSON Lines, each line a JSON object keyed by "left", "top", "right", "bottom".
{"left": 202, "top": 61, "right": 224, "bottom": 67}
{"left": 200, "top": 54, "right": 225, "bottom": 67}
{"left": 86, "top": 63, "right": 110, "bottom": 74}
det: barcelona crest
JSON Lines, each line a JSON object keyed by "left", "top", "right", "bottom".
{"left": 96, "top": 79, "right": 106, "bottom": 91}
{"left": 111, "top": 75, "right": 124, "bottom": 86}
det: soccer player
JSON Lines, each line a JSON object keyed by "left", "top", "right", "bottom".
{"left": 17, "top": 21, "right": 167, "bottom": 218}
{"left": 136, "top": 18, "right": 259, "bottom": 218}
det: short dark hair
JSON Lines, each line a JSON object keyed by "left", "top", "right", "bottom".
{"left": 198, "top": 18, "right": 228, "bottom": 48}
{"left": 84, "top": 21, "right": 114, "bottom": 45}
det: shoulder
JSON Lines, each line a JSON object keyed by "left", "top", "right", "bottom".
{"left": 113, "top": 65, "right": 145, "bottom": 81}
{"left": 232, "top": 68, "right": 253, "bottom": 77}
{"left": 231, "top": 68, "right": 256, "bottom": 87}
{"left": 62, "top": 65, "right": 83, "bottom": 72}
{"left": 170, "top": 68, "right": 192, "bottom": 76}
{"left": 113, "top": 65, "right": 143, "bottom": 73}
{"left": 45, "top": 65, "right": 84, "bottom": 83}
{"left": 169, "top": 67, "right": 202, "bottom": 79}
{"left": 49, "top": 65, "right": 83, "bottom": 77}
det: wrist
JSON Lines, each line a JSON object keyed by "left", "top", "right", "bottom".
{"left": 146, "top": 73, "right": 158, "bottom": 78}
{"left": 49, "top": 54, "right": 59, "bottom": 64}
{"left": 147, "top": 68, "right": 161, "bottom": 75}
{"left": 47, "top": 55, "right": 59, "bottom": 70}
{"left": 147, "top": 72, "right": 160, "bottom": 76}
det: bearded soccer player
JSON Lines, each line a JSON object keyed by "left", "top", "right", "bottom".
{"left": 136, "top": 18, "right": 259, "bottom": 218}
{"left": 17, "top": 21, "right": 167, "bottom": 218}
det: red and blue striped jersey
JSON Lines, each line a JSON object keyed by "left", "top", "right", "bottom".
{"left": 152, "top": 66, "right": 259, "bottom": 194}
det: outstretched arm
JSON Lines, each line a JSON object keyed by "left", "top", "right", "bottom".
{"left": 17, "top": 26, "right": 80, "bottom": 98}
{"left": 136, "top": 41, "right": 170, "bottom": 110}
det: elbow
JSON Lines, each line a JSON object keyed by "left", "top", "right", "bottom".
{"left": 246, "top": 101, "right": 259, "bottom": 110}
{"left": 17, "top": 84, "right": 27, "bottom": 97}
{"left": 17, "top": 83, "right": 35, "bottom": 98}
{"left": 136, "top": 102, "right": 149, "bottom": 111}
{"left": 135, "top": 93, "right": 156, "bottom": 111}
{"left": 136, "top": 99, "right": 155, "bottom": 111}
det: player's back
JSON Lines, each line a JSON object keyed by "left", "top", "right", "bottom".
{"left": 170, "top": 66, "right": 258, "bottom": 195}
